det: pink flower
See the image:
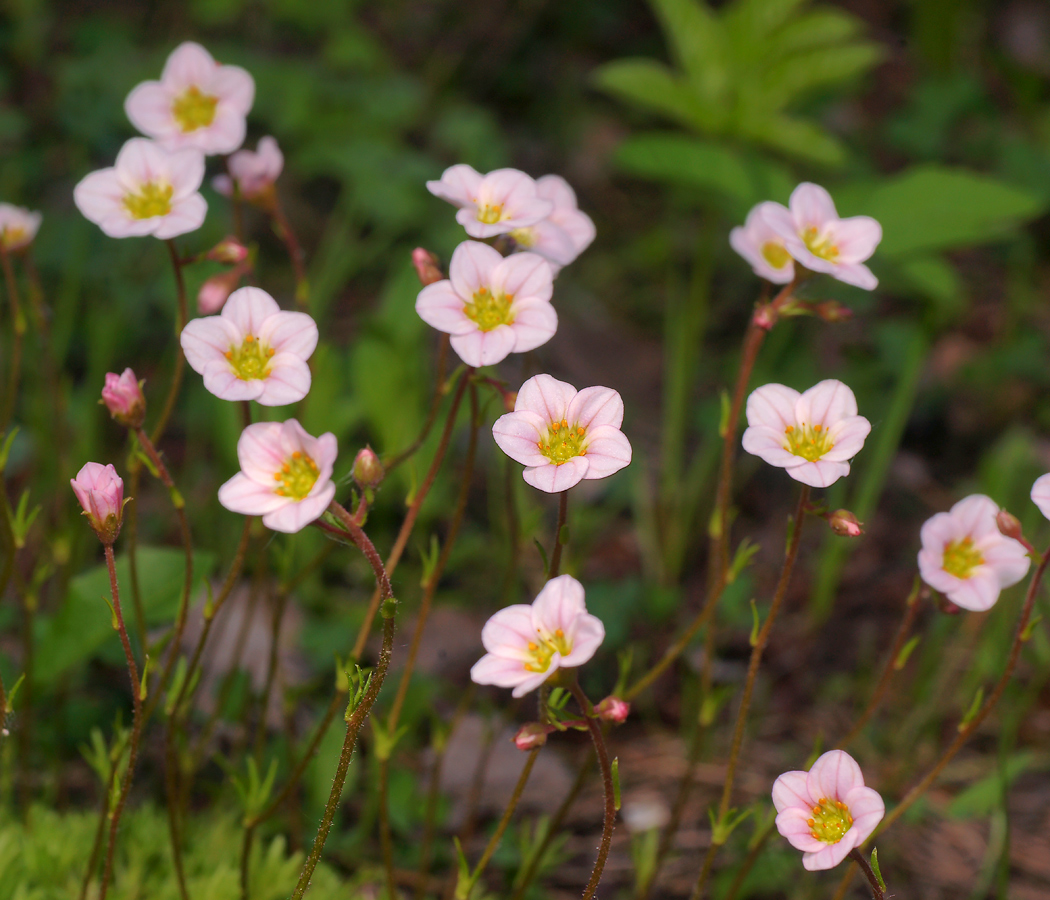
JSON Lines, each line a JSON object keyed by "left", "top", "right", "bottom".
{"left": 415, "top": 241, "right": 557, "bottom": 367}
{"left": 426, "top": 165, "right": 552, "bottom": 239}
{"left": 772, "top": 750, "right": 885, "bottom": 871}
{"left": 764, "top": 183, "right": 882, "bottom": 290}
{"left": 918, "top": 495, "right": 1030, "bottom": 612}
{"left": 741, "top": 380, "right": 871, "bottom": 488}
{"left": 0, "top": 203, "right": 42, "bottom": 253}
{"left": 213, "top": 136, "right": 283, "bottom": 200}
{"left": 124, "top": 41, "right": 254, "bottom": 155}
{"left": 180, "top": 286, "right": 317, "bottom": 406}
{"left": 218, "top": 419, "right": 337, "bottom": 533}
{"left": 492, "top": 374, "right": 632, "bottom": 493}
{"left": 73, "top": 138, "right": 207, "bottom": 240}
{"left": 470, "top": 574, "right": 605, "bottom": 697}
{"left": 1031, "top": 473, "right": 1050, "bottom": 521}
{"left": 729, "top": 201, "right": 795, "bottom": 284}
{"left": 71, "top": 462, "right": 125, "bottom": 544}
{"left": 510, "top": 175, "right": 596, "bottom": 273}
{"left": 102, "top": 368, "right": 146, "bottom": 428}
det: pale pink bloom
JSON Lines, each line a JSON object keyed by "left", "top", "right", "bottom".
{"left": 492, "top": 374, "right": 632, "bottom": 493}
{"left": 124, "top": 41, "right": 254, "bottom": 155}
{"left": 470, "top": 574, "right": 605, "bottom": 697}
{"left": 415, "top": 241, "right": 557, "bottom": 367}
{"left": 197, "top": 269, "right": 240, "bottom": 314}
{"left": 741, "top": 380, "right": 870, "bottom": 488}
{"left": 426, "top": 165, "right": 552, "bottom": 239}
{"left": 510, "top": 175, "right": 596, "bottom": 273}
{"left": 71, "top": 462, "right": 125, "bottom": 544}
{"left": 729, "top": 201, "right": 795, "bottom": 284}
{"left": 773, "top": 750, "right": 885, "bottom": 871}
{"left": 1031, "top": 474, "right": 1050, "bottom": 522}
{"left": 764, "top": 183, "right": 882, "bottom": 290}
{"left": 181, "top": 286, "right": 317, "bottom": 406}
{"left": 73, "top": 138, "right": 207, "bottom": 239}
{"left": 102, "top": 368, "right": 146, "bottom": 428}
{"left": 918, "top": 495, "right": 1030, "bottom": 612}
{"left": 213, "top": 136, "right": 283, "bottom": 200}
{"left": 218, "top": 419, "right": 337, "bottom": 534}
{"left": 0, "top": 203, "right": 42, "bottom": 252}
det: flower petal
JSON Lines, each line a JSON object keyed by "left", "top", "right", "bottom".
{"left": 795, "top": 379, "right": 858, "bottom": 428}
{"left": 449, "top": 240, "right": 502, "bottom": 299}
{"left": 746, "top": 383, "right": 801, "bottom": 431}
{"left": 772, "top": 771, "right": 813, "bottom": 813}
{"left": 416, "top": 281, "right": 476, "bottom": 336}
{"left": 789, "top": 182, "right": 838, "bottom": 231}
{"left": 223, "top": 286, "right": 281, "bottom": 335}
{"left": 580, "top": 426, "right": 632, "bottom": 479}
{"left": 450, "top": 325, "right": 516, "bottom": 367}
{"left": 491, "top": 252, "right": 553, "bottom": 303}
{"left": 515, "top": 374, "right": 577, "bottom": 423}
{"left": 508, "top": 297, "right": 557, "bottom": 353}
{"left": 807, "top": 750, "right": 864, "bottom": 803}
{"left": 262, "top": 482, "right": 335, "bottom": 533}
{"left": 566, "top": 386, "right": 624, "bottom": 430}
{"left": 217, "top": 472, "right": 285, "bottom": 515}
{"left": 523, "top": 457, "right": 589, "bottom": 493}
{"left": 492, "top": 411, "right": 548, "bottom": 467}
{"left": 254, "top": 354, "right": 311, "bottom": 406}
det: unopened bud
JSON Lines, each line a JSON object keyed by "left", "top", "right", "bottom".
{"left": 101, "top": 368, "right": 146, "bottom": 429}
{"left": 753, "top": 303, "right": 777, "bottom": 331}
{"left": 198, "top": 268, "right": 242, "bottom": 314}
{"left": 412, "top": 248, "right": 443, "bottom": 286}
{"left": 814, "top": 300, "right": 853, "bottom": 323}
{"left": 352, "top": 446, "right": 384, "bottom": 490}
{"left": 595, "top": 696, "right": 630, "bottom": 724}
{"left": 503, "top": 390, "right": 517, "bottom": 414}
{"left": 205, "top": 236, "right": 250, "bottom": 265}
{"left": 828, "top": 509, "right": 863, "bottom": 537}
{"left": 996, "top": 509, "right": 1023, "bottom": 542}
{"left": 512, "top": 722, "right": 551, "bottom": 751}
{"left": 71, "top": 462, "right": 125, "bottom": 545}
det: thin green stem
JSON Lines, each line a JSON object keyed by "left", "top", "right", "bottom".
{"left": 79, "top": 743, "right": 123, "bottom": 900}
{"left": 848, "top": 847, "right": 886, "bottom": 900}
{"left": 548, "top": 490, "right": 568, "bottom": 578}
{"left": 0, "top": 247, "right": 25, "bottom": 435}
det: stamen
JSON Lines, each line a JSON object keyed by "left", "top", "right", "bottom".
{"left": 172, "top": 85, "right": 219, "bottom": 132}
{"left": 538, "top": 419, "right": 587, "bottom": 466}
{"left": 123, "top": 181, "right": 174, "bottom": 220}
{"left": 943, "top": 537, "right": 984, "bottom": 580}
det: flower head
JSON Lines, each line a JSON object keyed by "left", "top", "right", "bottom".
{"left": 74, "top": 138, "right": 207, "bottom": 240}
{"left": 729, "top": 201, "right": 795, "bottom": 284}
{"left": 509, "top": 175, "right": 596, "bottom": 273}
{"left": 181, "top": 286, "right": 317, "bottom": 406}
{"left": 0, "top": 204, "right": 42, "bottom": 253}
{"left": 763, "top": 183, "right": 882, "bottom": 290}
{"left": 918, "top": 494, "right": 1030, "bottom": 612}
{"left": 773, "top": 750, "right": 884, "bottom": 871}
{"left": 1030, "top": 473, "right": 1050, "bottom": 522}
{"left": 492, "top": 374, "right": 632, "bottom": 493}
{"left": 102, "top": 368, "right": 146, "bottom": 429}
{"left": 218, "top": 419, "right": 337, "bottom": 533}
{"left": 470, "top": 574, "right": 605, "bottom": 697}
{"left": 426, "top": 165, "right": 552, "bottom": 239}
{"left": 416, "top": 241, "right": 557, "bottom": 367}
{"left": 71, "top": 462, "right": 125, "bottom": 544}
{"left": 213, "top": 136, "right": 283, "bottom": 202}
{"left": 125, "top": 41, "right": 254, "bottom": 155}
{"left": 741, "top": 380, "right": 870, "bottom": 488}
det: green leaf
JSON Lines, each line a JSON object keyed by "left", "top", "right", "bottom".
{"left": 592, "top": 60, "right": 722, "bottom": 133}
{"left": 895, "top": 254, "right": 962, "bottom": 307}
{"left": 760, "top": 43, "right": 883, "bottom": 111}
{"left": 646, "top": 0, "right": 728, "bottom": 104}
{"left": 739, "top": 113, "right": 845, "bottom": 165}
{"left": 947, "top": 752, "right": 1034, "bottom": 819}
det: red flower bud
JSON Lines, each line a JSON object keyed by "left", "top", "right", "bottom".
{"left": 205, "top": 236, "right": 250, "bottom": 265}
{"left": 828, "top": 509, "right": 863, "bottom": 537}
{"left": 995, "top": 509, "right": 1023, "bottom": 542}
{"left": 412, "top": 248, "right": 443, "bottom": 286}
{"left": 595, "top": 696, "right": 630, "bottom": 724}
{"left": 101, "top": 368, "right": 146, "bottom": 429}
{"left": 512, "top": 722, "right": 551, "bottom": 751}
{"left": 352, "top": 446, "right": 385, "bottom": 490}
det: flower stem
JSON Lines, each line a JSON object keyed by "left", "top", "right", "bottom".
{"left": 848, "top": 847, "right": 887, "bottom": 900}
{"left": 385, "top": 334, "right": 449, "bottom": 474}
{"left": 152, "top": 240, "right": 189, "bottom": 447}
{"left": 0, "top": 246, "right": 25, "bottom": 435}
{"left": 270, "top": 197, "right": 309, "bottom": 311}
{"left": 549, "top": 490, "right": 569, "bottom": 578}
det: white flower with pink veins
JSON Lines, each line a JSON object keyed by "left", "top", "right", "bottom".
{"left": 426, "top": 165, "right": 552, "bottom": 239}
{"left": 415, "top": 240, "right": 557, "bottom": 367}
{"left": 180, "top": 286, "right": 318, "bottom": 406}
{"left": 125, "top": 41, "right": 254, "bottom": 156}
{"left": 510, "top": 175, "right": 596, "bottom": 273}
{"left": 492, "top": 374, "right": 632, "bottom": 493}
{"left": 73, "top": 138, "right": 207, "bottom": 239}
{"left": 218, "top": 419, "right": 337, "bottom": 534}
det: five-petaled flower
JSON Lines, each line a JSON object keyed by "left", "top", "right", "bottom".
{"left": 181, "top": 286, "right": 318, "bottom": 406}
{"left": 125, "top": 41, "right": 254, "bottom": 156}
{"left": 492, "top": 374, "right": 632, "bottom": 493}
{"left": 213, "top": 136, "right": 283, "bottom": 202}
{"left": 509, "top": 175, "right": 596, "bottom": 273}
{"left": 470, "top": 574, "right": 605, "bottom": 697}
{"left": 729, "top": 201, "right": 795, "bottom": 284}
{"left": 73, "top": 138, "right": 207, "bottom": 240}
{"left": 102, "top": 368, "right": 146, "bottom": 429}
{"left": 0, "top": 203, "right": 42, "bottom": 253}
{"left": 71, "top": 462, "right": 125, "bottom": 545}
{"left": 415, "top": 240, "right": 557, "bottom": 367}
{"left": 917, "top": 494, "right": 1030, "bottom": 612}
{"left": 741, "top": 379, "right": 870, "bottom": 488}
{"left": 764, "top": 183, "right": 882, "bottom": 290}
{"left": 426, "top": 165, "right": 552, "bottom": 239}
{"left": 218, "top": 419, "right": 337, "bottom": 533}
{"left": 773, "top": 749, "right": 885, "bottom": 871}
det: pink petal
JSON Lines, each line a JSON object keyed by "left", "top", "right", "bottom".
{"left": 450, "top": 325, "right": 516, "bottom": 367}
{"left": 217, "top": 472, "right": 286, "bottom": 515}
{"left": 521, "top": 220, "right": 578, "bottom": 268}
{"left": 426, "top": 164, "right": 482, "bottom": 207}
{"left": 470, "top": 653, "right": 534, "bottom": 690}
{"left": 832, "top": 216, "right": 882, "bottom": 264}
{"left": 560, "top": 613, "right": 605, "bottom": 667}
{"left": 512, "top": 664, "right": 560, "bottom": 698}
{"left": 73, "top": 169, "right": 126, "bottom": 227}
{"left": 807, "top": 750, "right": 863, "bottom": 803}
{"left": 741, "top": 425, "right": 797, "bottom": 467}
{"left": 481, "top": 605, "right": 537, "bottom": 655}
{"left": 919, "top": 511, "right": 963, "bottom": 551}
{"left": 580, "top": 426, "right": 632, "bottom": 479}
{"left": 795, "top": 379, "right": 858, "bottom": 428}
{"left": 480, "top": 169, "right": 540, "bottom": 215}
{"left": 236, "top": 421, "right": 286, "bottom": 483}
{"left": 213, "top": 174, "right": 233, "bottom": 196}
{"left": 114, "top": 138, "right": 171, "bottom": 187}
{"left": 152, "top": 193, "right": 208, "bottom": 239}
{"left": 1032, "top": 473, "right": 1050, "bottom": 521}
{"left": 515, "top": 374, "right": 576, "bottom": 422}
{"left": 772, "top": 771, "right": 813, "bottom": 813}
{"left": 492, "top": 410, "right": 548, "bottom": 467}
{"left": 258, "top": 311, "right": 318, "bottom": 359}
{"left": 917, "top": 553, "right": 958, "bottom": 594}
{"left": 162, "top": 41, "right": 218, "bottom": 89}
{"left": 761, "top": 202, "right": 801, "bottom": 243}
{"left": 746, "top": 383, "right": 801, "bottom": 431}
{"left": 491, "top": 252, "right": 553, "bottom": 303}
{"left": 980, "top": 538, "right": 1031, "bottom": 588}
{"left": 549, "top": 207, "right": 595, "bottom": 256}
{"left": 124, "top": 82, "right": 175, "bottom": 137}
{"left": 843, "top": 786, "right": 885, "bottom": 842}
{"left": 210, "top": 64, "right": 255, "bottom": 114}
{"left": 950, "top": 494, "right": 999, "bottom": 537}
{"left": 180, "top": 316, "right": 241, "bottom": 373}
{"left": 416, "top": 282, "right": 476, "bottom": 336}
{"left": 448, "top": 240, "right": 502, "bottom": 298}
{"left": 201, "top": 362, "right": 264, "bottom": 402}
{"left": 188, "top": 109, "right": 246, "bottom": 155}
{"left": 508, "top": 297, "right": 557, "bottom": 353}
{"left": 223, "top": 287, "right": 281, "bottom": 335}
{"left": 802, "top": 839, "right": 853, "bottom": 872}
{"left": 532, "top": 574, "right": 587, "bottom": 629}
{"left": 167, "top": 148, "right": 207, "bottom": 196}
{"left": 535, "top": 174, "right": 576, "bottom": 209}
{"left": 522, "top": 457, "right": 588, "bottom": 493}
{"left": 787, "top": 459, "right": 851, "bottom": 488}
{"left": 262, "top": 482, "right": 335, "bottom": 533}
{"left": 947, "top": 572, "right": 1001, "bottom": 612}
{"left": 789, "top": 182, "right": 838, "bottom": 231}
{"left": 822, "top": 416, "right": 871, "bottom": 462}
{"left": 567, "top": 386, "right": 624, "bottom": 430}
{"left": 458, "top": 209, "right": 513, "bottom": 239}
{"left": 829, "top": 262, "right": 878, "bottom": 291}
{"left": 254, "top": 355, "right": 311, "bottom": 406}
{"left": 311, "top": 433, "right": 339, "bottom": 484}
{"left": 775, "top": 809, "right": 825, "bottom": 853}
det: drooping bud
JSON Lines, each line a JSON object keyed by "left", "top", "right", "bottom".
{"left": 512, "top": 722, "right": 551, "bottom": 751}
{"left": 197, "top": 268, "right": 242, "bottom": 314}
{"left": 595, "top": 695, "right": 630, "bottom": 724}
{"left": 753, "top": 303, "right": 778, "bottom": 331}
{"left": 412, "top": 248, "right": 443, "bottom": 286}
{"left": 101, "top": 368, "right": 146, "bottom": 429}
{"left": 205, "top": 236, "right": 250, "bottom": 265}
{"left": 352, "top": 446, "right": 385, "bottom": 490}
{"left": 814, "top": 300, "right": 853, "bottom": 323}
{"left": 71, "top": 462, "right": 125, "bottom": 544}
{"left": 828, "top": 509, "right": 863, "bottom": 537}
{"left": 995, "top": 509, "right": 1023, "bottom": 542}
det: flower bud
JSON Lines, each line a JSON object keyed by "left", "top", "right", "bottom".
{"left": 352, "top": 446, "right": 384, "bottom": 490}
{"left": 412, "top": 248, "right": 443, "bottom": 286}
{"left": 995, "top": 509, "right": 1023, "bottom": 542}
{"left": 198, "top": 268, "right": 242, "bottom": 314}
{"left": 101, "top": 368, "right": 146, "bottom": 429}
{"left": 828, "top": 509, "right": 863, "bottom": 537}
{"left": 595, "top": 695, "right": 630, "bottom": 724}
{"left": 753, "top": 303, "right": 778, "bottom": 331}
{"left": 205, "top": 236, "right": 249, "bottom": 265}
{"left": 502, "top": 390, "right": 517, "bottom": 414}
{"left": 512, "top": 722, "right": 550, "bottom": 751}
{"left": 71, "top": 462, "right": 125, "bottom": 544}
{"left": 814, "top": 300, "right": 853, "bottom": 323}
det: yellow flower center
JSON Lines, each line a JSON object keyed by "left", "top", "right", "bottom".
{"left": 476, "top": 202, "right": 504, "bottom": 224}
{"left": 807, "top": 798, "right": 853, "bottom": 844}
{"left": 464, "top": 287, "right": 514, "bottom": 332}
{"left": 942, "top": 537, "right": 984, "bottom": 579}
{"left": 522, "top": 627, "right": 573, "bottom": 673}
{"left": 272, "top": 450, "right": 320, "bottom": 500}
{"left": 172, "top": 85, "right": 219, "bottom": 132}
{"left": 784, "top": 423, "right": 834, "bottom": 462}
{"left": 1, "top": 226, "right": 27, "bottom": 250}
{"left": 762, "top": 240, "right": 791, "bottom": 269}
{"left": 224, "top": 334, "right": 275, "bottom": 381}
{"left": 803, "top": 226, "right": 839, "bottom": 262}
{"left": 538, "top": 419, "right": 587, "bottom": 466}
{"left": 123, "top": 181, "right": 174, "bottom": 220}
{"left": 510, "top": 227, "right": 536, "bottom": 248}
